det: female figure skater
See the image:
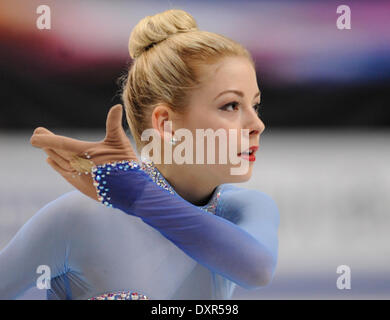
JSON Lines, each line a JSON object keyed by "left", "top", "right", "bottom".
{"left": 0, "top": 9, "right": 279, "bottom": 300}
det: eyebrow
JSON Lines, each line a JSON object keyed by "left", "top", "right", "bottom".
{"left": 214, "top": 89, "right": 261, "bottom": 101}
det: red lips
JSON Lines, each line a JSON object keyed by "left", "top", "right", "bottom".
{"left": 237, "top": 146, "right": 259, "bottom": 162}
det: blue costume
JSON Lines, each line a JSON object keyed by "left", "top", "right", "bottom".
{"left": 0, "top": 159, "right": 279, "bottom": 300}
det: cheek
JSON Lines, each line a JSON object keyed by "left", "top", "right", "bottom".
{"left": 217, "top": 125, "right": 242, "bottom": 157}
{"left": 182, "top": 105, "right": 211, "bottom": 127}
{"left": 195, "top": 123, "right": 242, "bottom": 166}
{"left": 179, "top": 110, "right": 244, "bottom": 165}
{"left": 184, "top": 106, "right": 231, "bottom": 131}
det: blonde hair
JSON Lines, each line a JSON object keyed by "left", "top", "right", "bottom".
{"left": 120, "top": 9, "right": 254, "bottom": 152}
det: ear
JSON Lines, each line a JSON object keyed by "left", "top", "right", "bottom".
{"left": 151, "top": 104, "right": 176, "bottom": 142}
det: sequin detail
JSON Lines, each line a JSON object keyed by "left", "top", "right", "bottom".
{"left": 92, "top": 159, "right": 222, "bottom": 215}
{"left": 139, "top": 159, "right": 175, "bottom": 195}
{"left": 91, "top": 160, "right": 140, "bottom": 208}
{"left": 88, "top": 290, "right": 149, "bottom": 300}
{"left": 90, "top": 160, "right": 223, "bottom": 301}
{"left": 201, "top": 188, "right": 221, "bottom": 215}
{"left": 140, "top": 159, "right": 221, "bottom": 215}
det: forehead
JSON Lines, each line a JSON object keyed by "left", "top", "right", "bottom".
{"left": 195, "top": 56, "right": 258, "bottom": 96}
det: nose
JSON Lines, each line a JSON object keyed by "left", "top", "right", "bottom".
{"left": 245, "top": 107, "right": 265, "bottom": 138}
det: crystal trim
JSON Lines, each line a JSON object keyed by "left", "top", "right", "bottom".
{"left": 92, "top": 159, "right": 222, "bottom": 215}
{"left": 139, "top": 159, "right": 222, "bottom": 215}
{"left": 88, "top": 290, "right": 149, "bottom": 300}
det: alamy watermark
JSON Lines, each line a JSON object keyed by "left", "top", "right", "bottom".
{"left": 336, "top": 5, "right": 351, "bottom": 30}
{"left": 140, "top": 121, "right": 252, "bottom": 175}
{"left": 36, "top": 265, "right": 51, "bottom": 289}
{"left": 36, "top": 4, "right": 351, "bottom": 32}
{"left": 336, "top": 265, "right": 351, "bottom": 290}
{"left": 36, "top": 5, "right": 51, "bottom": 30}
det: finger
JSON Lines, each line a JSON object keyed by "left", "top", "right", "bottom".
{"left": 47, "top": 157, "right": 97, "bottom": 200}
{"left": 31, "top": 133, "right": 91, "bottom": 154}
{"left": 42, "top": 145, "right": 71, "bottom": 161}
{"left": 49, "top": 147, "right": 70, "bottom": 160}
{"left": 33, "top": 127, "right": 54, "bottom": 135}
{"left": 43, "top": 148, "right": 74, "bottom": 171}
{"left": 105, "top": 104, "right": 124, "bottom": 140}
{"left": 46, "top": 157, "right": 73, "bottom": 178}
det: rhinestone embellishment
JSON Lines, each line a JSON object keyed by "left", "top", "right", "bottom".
{"left": 89, "top": 160, "right": 223, "bottom": 301}
{"left": 138, "top": 159, "right": 175, "bottom": 195}
{"left": 91, "top": 160, "right": 140, "bottom": 208}
{"left": 88, "top": 290, "right": 149, "bottom": 300}
{"left": 91, "top": 159, "right": 221, "bottom": 215}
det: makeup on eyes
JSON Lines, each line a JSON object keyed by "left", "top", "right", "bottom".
{"left": 219, "top": 101, "right": 262, "bottom": 112}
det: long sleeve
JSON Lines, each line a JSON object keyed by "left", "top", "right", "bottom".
{"left": 92, "top": 160, "right": 280, "bottom": 290}
{"left": 211, "top": 184, "right": 280, "bottom": 298}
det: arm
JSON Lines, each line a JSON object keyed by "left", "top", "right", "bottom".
{"left": 30, "top": 105, "right": 280, "bottom": 290}
{"left": 92, "top": 160, "right": 279, "bottom": 289}
{"left": 0, "top": 193, "right": 75, "bottom": 299}
{"left": 217, "top": 186, "right": 280, "bottom": 284}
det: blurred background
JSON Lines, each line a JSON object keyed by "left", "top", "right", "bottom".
{"left": 0, "top": 0, "right": 389, "bottom": 299}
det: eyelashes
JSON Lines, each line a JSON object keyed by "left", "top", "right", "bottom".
{"left": 220, "top": 101, "right": 263, "bottom": 116}
{"left": 253, "top": 103, "right": 262, "bottom": 115}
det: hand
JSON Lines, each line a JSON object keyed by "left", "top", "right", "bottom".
{"left": 30, "top": 104, "right": 138, "bottom": 201}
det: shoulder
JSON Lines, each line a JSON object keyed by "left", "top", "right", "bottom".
{"left": 216, "top": 184, "right": 279, "bottom": 226}
{"left": 218, "top": 184, "right": 279, "bottom": 210}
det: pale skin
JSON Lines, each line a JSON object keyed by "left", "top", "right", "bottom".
{"left": 30, "top": 56, "right": 265, "bottom": 206}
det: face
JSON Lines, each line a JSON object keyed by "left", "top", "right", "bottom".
{"left": 153, "top": 56, "right": 265, "bottom": 186}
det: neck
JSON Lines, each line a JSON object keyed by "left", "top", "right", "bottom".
{"left": 154, "top": 163, "right": 217, "bottom": 206}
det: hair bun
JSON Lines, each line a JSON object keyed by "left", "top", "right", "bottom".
{"left": 128, "top": 9, "right": 198, "bottom": 59}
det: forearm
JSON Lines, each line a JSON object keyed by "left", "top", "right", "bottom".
{"left": 92, "top": 161, "right": 275, "bottom": 289}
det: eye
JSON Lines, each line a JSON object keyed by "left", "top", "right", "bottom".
{"left": 219, "top": 101, "right": 239, "bottom": 112}
{"left": 253, "top": 103, "right": 262, "bottom": 115}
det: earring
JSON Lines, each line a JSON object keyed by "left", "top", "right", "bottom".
{"left": 169, "top": 136, "right": 179, "bottom": 146}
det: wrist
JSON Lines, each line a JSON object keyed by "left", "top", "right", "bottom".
{"left": 91, "top": 160, "right": 141, "bottom": 208}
